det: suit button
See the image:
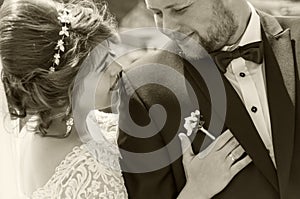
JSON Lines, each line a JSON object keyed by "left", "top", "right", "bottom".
{"left": 251, "top": 106, "right": 258, "bottom": 113}
{"left": 239, "top": 72, "right": 246, "bottom": 77}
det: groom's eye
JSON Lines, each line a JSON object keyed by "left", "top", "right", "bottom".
{"left": 172, "top": 5, "right": 190, "bottom": 14}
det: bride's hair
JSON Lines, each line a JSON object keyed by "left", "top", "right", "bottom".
{"left": 0, "top": 0, "right": 117, "bottom": 132}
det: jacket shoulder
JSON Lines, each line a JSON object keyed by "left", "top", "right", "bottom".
{"left": 275, "top": 16, "right": 300, "bottom": 39}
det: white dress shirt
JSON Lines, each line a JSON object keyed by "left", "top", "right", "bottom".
{"left": 222, "top": 3, "right": 276, "bottom": 166}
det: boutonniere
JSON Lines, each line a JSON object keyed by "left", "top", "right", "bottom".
{"left": 183, "top": 110, "right": 216, "bottom": 140}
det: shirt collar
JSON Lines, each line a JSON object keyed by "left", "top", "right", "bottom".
{"left": 222, "top": 2, "right": 261, "bottom": 51}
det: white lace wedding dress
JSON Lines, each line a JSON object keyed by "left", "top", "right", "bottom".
{"left": 17, "top": 110, "right": 127, "bottom": 199}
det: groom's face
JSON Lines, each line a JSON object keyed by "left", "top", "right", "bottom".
{"left": 146, "top": 0, "right": 238, "bottom": 56}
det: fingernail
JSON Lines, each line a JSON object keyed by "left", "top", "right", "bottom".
{"left": 179, "top": 133, "right": 190, "bottom": 150}
{"left": 178, "top": 133, "right": 185, "bottom": 141}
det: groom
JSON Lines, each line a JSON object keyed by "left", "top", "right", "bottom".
{"left": 118, "top": 0, "right": 300, "bottom": 198}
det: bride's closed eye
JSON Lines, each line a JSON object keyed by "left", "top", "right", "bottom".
{"left": 109, "top": 71, "right": 122, "bottom": 91}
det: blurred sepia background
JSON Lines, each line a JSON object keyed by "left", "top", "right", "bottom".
{"left": 0, "top": 0, "right": 300, "bottom": 198}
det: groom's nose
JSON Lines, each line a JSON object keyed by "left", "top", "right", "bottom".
{"left": 162, "top": 28, "right": 189, "bottom": 43}
{"left": 158, "top": 15, "right": 182, "bottom": 39}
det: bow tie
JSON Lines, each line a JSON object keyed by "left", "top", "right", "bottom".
{"left": 210, "top": 41, "right": 264, "bottom": 73}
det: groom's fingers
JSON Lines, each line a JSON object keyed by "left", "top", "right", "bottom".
{"left": 220, "top": 137, "right": 239, "bottom": 157}
{"left": 230, "top": 155, "right": 252, "bottom": 177}
{"left": 213, "top": 129, "right": 234, "bottom": 151}
{"left": 179, "top": 133, "right": 194, "bottom": 164}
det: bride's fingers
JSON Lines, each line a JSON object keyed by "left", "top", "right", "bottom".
{"left": 179, "top": 133, "right": 195, "bottom": 165}
{"left": 230, "top": 155, "right": 252, "bottom": 177}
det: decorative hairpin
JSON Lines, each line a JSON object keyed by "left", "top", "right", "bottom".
{"left": 49, "top": 8, "right": 72, "bottom": 73}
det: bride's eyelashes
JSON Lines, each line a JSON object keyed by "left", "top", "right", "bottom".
{"left": 109, "top": 72, "right": 122, "bottom": 91}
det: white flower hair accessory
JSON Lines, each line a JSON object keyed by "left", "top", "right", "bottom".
{"left": 49, "top": 8, "right": 72, "bottom": 73}
{"left": 183, "top": 110, "right": 216, "bottom": 140}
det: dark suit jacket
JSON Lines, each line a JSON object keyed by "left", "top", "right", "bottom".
{"left": 118, "top": 12, "right": 300, "bottom": 199}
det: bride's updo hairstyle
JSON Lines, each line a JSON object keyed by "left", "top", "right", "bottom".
{"left": 0, "top": 0, "right": 117, "bottom": 132}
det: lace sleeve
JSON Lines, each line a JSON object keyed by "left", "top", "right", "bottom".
{"left": 31, "top": 145, "right": 128, "bottom": 199}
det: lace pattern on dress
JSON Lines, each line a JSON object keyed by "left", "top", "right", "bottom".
{"left": 85, "top": 111, "right": 121, "bottom": 171}
{"left": 31, "top": 111, "right": 127, "bottom": 199}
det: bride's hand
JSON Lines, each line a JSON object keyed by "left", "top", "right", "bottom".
{"left": 177, "top": 130, "right": 252, "bottom": 199}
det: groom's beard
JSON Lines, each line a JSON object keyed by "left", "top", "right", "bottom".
{"left": 177, "top": 33, "right": 209, "bottom": 60}
{"left": 180, "top": 2, "right": 238, "bottom": 59}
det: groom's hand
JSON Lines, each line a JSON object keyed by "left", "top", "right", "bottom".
{"left": 177, "top": 130, "right": 252, "bottom": 199}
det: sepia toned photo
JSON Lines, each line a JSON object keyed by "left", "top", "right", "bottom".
{"left": 0, "top": 0, "right": 299, "bottom": 198}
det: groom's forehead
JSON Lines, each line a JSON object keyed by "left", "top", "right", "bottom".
{"left": 145, "top": 0, "right": 186, "bottom": 10}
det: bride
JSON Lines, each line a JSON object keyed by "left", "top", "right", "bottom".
{"left": 0, "top": 0, "right": 127, "bottom": 198}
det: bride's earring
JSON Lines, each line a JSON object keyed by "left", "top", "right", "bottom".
{"left": 65, "top": 117, "right": 74, "bottom": 136}
{"left": 62, "top": 106, "right": 74, "bottom": 138}
{"left": 40, "top": 106, "right": 74, "bottom": 139}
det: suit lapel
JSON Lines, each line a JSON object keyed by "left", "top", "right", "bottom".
{"left": 183, "top": 57, "right": 230, "bottom": 152}
{"left": 263, "top": 30, "right": 295, "bottom": 197}
{"left": 267, "top": 29, "right": 296, "bottom": 106}
{"left": 259, "top": 11, "right": 296, "bottom": 105}
{"left": 184, "top": 58, "right": 216, "bottom": 153}
{"left": 260, "top": 13, "right": 297, "bottom": 196}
